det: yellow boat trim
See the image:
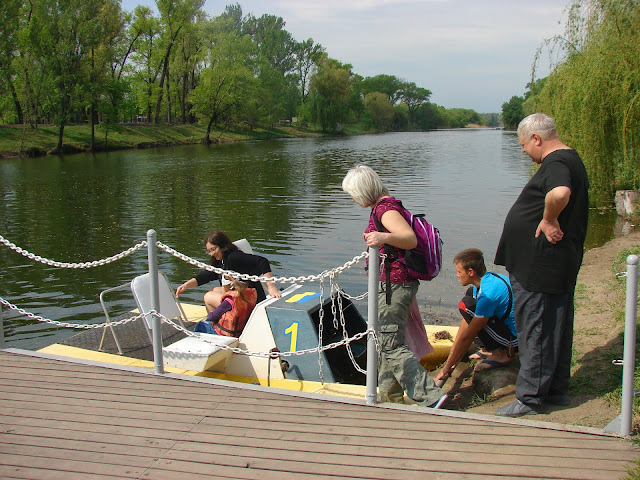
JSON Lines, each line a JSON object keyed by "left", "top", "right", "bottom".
{"left": 38, "top": 343, "right": 369, "bottom": 398}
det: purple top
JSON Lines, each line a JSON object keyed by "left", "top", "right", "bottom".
{"left": 366, "top": 197, "right": 410, "bottom": 284}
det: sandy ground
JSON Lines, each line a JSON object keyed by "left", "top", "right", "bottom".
{"left": 439, "top": 226, "right": 640, "bottom": 429}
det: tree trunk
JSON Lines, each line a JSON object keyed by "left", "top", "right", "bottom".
{"left": 180, "top": 73, "right": 187, "bottom": 124}
{"left": 90, "top": 103, "right": 95, "bottom": 152}
{"left": 203, "top": 115, "right": 216, "bottom": 144}
{"left": 9, "top": 81, "right": 23, "bottom": 124}
{"left": 166, "top": 72, "right": 172, "bottom": 124}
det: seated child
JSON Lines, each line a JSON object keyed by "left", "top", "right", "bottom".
{"left": 194, "top": 276, "right": 257, "bottom": 337}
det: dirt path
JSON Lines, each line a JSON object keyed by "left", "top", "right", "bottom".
{"left": 441, "top": 227, "right": 640, "bottom": 429}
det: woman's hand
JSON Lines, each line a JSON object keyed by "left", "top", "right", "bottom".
{"left": 364, "top": 231, "right": 387, "bottom": 247}
{"left": 175, "top": 278, "right": 196, "bottom": 298}
{"left": 267, "top": 282, "right": 282, "bottom": 298}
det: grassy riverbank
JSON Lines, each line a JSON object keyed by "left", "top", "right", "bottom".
{"left": 0, "top": 122, "right": 331, "bottom": 159}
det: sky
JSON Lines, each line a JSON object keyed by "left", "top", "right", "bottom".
{"left": 121, "top": 0, "right": 570, "bottom": 113}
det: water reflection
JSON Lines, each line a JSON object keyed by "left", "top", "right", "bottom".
{"left": 0, "top": 130, "right": 620, "bottom": 349}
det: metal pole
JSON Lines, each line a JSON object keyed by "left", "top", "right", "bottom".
{"left": 0, "top": 303, "right": 4, "bottom": 348}
{"left": 620, "top": 254, "right": 638, "bottom": 436}
{"left": 147, "top": 229, "right": 164, "bottom": 374}
{"left": 366, "top": 246, "right": 380, "bottom": 405}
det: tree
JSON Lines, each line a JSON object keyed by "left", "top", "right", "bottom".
{"left": 415, "top": 103, "right": 444, "bottom": 130}
{"left": 360, "top": 74, "right": 404, "bottom": 105}
{"left": 309, "top": 55, "right": 354, "bottom": 132}
{"left": 129, "top": 6, "right": 162, "bottom": 122}
{"left": 501, "top": 95, "right": 525, "bottom": 130}
{"left": 189, "top": 20, "right": 254, "bottom": 144}
{"left": 293, "top": 38, "right": 324, "bottom": 104}
{"left": 364, "top": 92, "right": 394, "bottom": 132}
{"left": 153, "top": 0, "right": 204, "bottom": 124}
{"left": 244, "top": 14, "right": 295, "bottom": 74}
{"left": 0, "top": 0, "right": 24, "bottom": 124}
{"left": 400, "top": 81, "right": 431, "bottom": 125}
{"left": 529, "top": 0, "right": 640, "bottom": 193}
{"left": 28, "top": 0, "right": 122, "bottom": 151}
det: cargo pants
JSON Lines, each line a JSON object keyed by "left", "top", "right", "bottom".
{"left": 377, "top": 280, "right": 443, "bottom": 407}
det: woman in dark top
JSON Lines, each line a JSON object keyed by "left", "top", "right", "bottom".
{"left": 176, "top": 231, "right": 281, "bottom": 312}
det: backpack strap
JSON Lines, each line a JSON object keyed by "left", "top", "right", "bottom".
{"left": 371, "top": 199, "right": 402, "bottom": 305}
{"left": 487, "top": 272, "right": 513, "bottom": 323}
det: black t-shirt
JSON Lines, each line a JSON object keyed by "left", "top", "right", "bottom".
{"left": 494, "top": 149, "right": 589, "bottom": 294}
{"left": 194, "top": 250, "right": 272, "bottom": 303}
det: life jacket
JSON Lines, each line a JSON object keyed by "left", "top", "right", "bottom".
{"left": 212, "top": 288, "right": 258, "bottom": 337}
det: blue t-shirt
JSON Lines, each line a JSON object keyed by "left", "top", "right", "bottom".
{"left": 472, "top": 272, "right": 516, "bottom": 337}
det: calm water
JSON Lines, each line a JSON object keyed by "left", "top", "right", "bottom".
{"left": 0, "top": 130, "right": 619, "bottom": 349}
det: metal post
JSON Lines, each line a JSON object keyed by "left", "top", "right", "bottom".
{"left": 0, "top": 303, "right": 4, "bottom": 348}
{"left": 366, "top": 246, "right": 380, "bottom": 405}
{"left": 620, "top": 254, "right": 638, "bottom": 436}
{"left": 147, "top": 229, "right": 164, "bottom": 374}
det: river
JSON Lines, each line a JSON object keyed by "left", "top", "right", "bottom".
{"left": 0, "top": 129, "right": 619, "bottom": 350}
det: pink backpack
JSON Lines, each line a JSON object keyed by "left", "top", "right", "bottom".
{"left": 372, "top": 198, "right": 443, "bottom": 302}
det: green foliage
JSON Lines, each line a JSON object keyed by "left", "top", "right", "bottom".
{"left": 309, "top": 55, "right": 354, "bottom": 132}
{"left": 529, "top": 0, "right": 640, "bottom": 194}
{"left": 441, "top": 108, "right": 482, "bottom": 128}
{"left": 414, "top": 103, "right": 445, "bottom": 130}
{"left": 0, "top": 0, "right": 501, "bottom": 147}
{"left": 359, "top": 74, "right": 404, "bottom": 104}
{"left": 501, "top": 95, "right": 525, "bottom": 130}
{"left": 364, "top": 92, "right": 394, "bottom": 132}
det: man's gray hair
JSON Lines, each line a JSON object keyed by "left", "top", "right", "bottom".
{"left": 342, "top": 164, "right": 388, "bottom": 207}
{"left": 517, "top": 113, "right": 557, "bottom": 141}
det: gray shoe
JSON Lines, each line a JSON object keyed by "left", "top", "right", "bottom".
{"left": 546, "top": 394, "right": 570, "bottom": 406}
{"left": 496, "top": 399, "right": 538, "bottom": 417}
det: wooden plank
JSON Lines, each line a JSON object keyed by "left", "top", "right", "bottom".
{"left": 141, "top": 457, "right": 520, "bottom": 480}
{"left": 197, "top": 408, "right": 632, "bottom": 449}
{"left": 179, "top": 429, "right": 631, "bottom": 468}
{"left": 0, "top": 350, "right": 637, "bottom": 480}
{"left": 0, "top": 452, "right": 146, "bottom": 479}
{"left": 0, "top": 415, "right": 194, "bottom": 442}
{"left": 0, "top": 422, "right": 177, "bottom": 450}
{"left": 0, "top": 464, "right": 127, "bottom": 480}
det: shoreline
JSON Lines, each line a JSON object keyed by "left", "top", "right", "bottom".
{"left": 0, "top": 123, "right": 328, "bottom": 160}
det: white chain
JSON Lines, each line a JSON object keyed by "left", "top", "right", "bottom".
{"left": 0, "top": 296, "right": 145, "bottom": 329}
{"left": 0, "top": 235, "right": 377, "bottom": 365}
{"left": 0, "top": 296, "right": 376, "bottom": 362}
{"left": 0, "top": 234, "right": 368, "bottom": 280}
{"left": 157, "top": 241, "right": 368, "bottom": 284}
{"left": 159, "top": 313, "right": 374, "bottom": 359}
{"left": 0, "top": 234, "right": 147, "bottom": 268}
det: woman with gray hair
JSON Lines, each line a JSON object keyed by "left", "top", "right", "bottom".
{"left": 342, "top": 165, "right": 446, "bottom": 409}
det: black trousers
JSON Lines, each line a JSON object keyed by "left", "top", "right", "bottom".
{"left": 510, "top": 275, "right": 574, "bottom": 407}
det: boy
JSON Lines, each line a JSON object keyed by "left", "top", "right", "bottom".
{"left": 435, "top": 248, "right": 517, "bottom": 387}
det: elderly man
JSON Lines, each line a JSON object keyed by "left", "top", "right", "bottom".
{"left": 494, "top": 113, "right": 589, "bottom": 417}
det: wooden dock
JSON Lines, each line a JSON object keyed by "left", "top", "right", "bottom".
{"left": 0, "top": 349, "right": 637, "bottom": 480}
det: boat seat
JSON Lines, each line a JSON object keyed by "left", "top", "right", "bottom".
{"left": 163, "top": 333, "right": 239, "bottom": 372}
{"left": 99, "top": 271, "right": 187, "bottom": 355}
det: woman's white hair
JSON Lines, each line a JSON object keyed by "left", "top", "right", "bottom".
{"left": 342, "top": 164, "right": 388, "bottom": 207}
{"left": 517, "top": 113, "right": 557, "bottom": 141}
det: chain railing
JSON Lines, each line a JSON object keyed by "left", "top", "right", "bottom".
{"left": 0, "top": 231, "right": 378, "bottom": 395}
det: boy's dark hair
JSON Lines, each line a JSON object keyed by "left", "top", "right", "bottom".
{"left": 453, "top": 248, "right": 487, "bottom": 276}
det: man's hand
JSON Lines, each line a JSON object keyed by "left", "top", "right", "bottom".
{"left": 536, "top": 218, "right": 564, "bottom": 244}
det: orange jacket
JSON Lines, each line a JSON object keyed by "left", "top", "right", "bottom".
{"left": 213, "top": 288, "right": 258, "bottom": 337}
